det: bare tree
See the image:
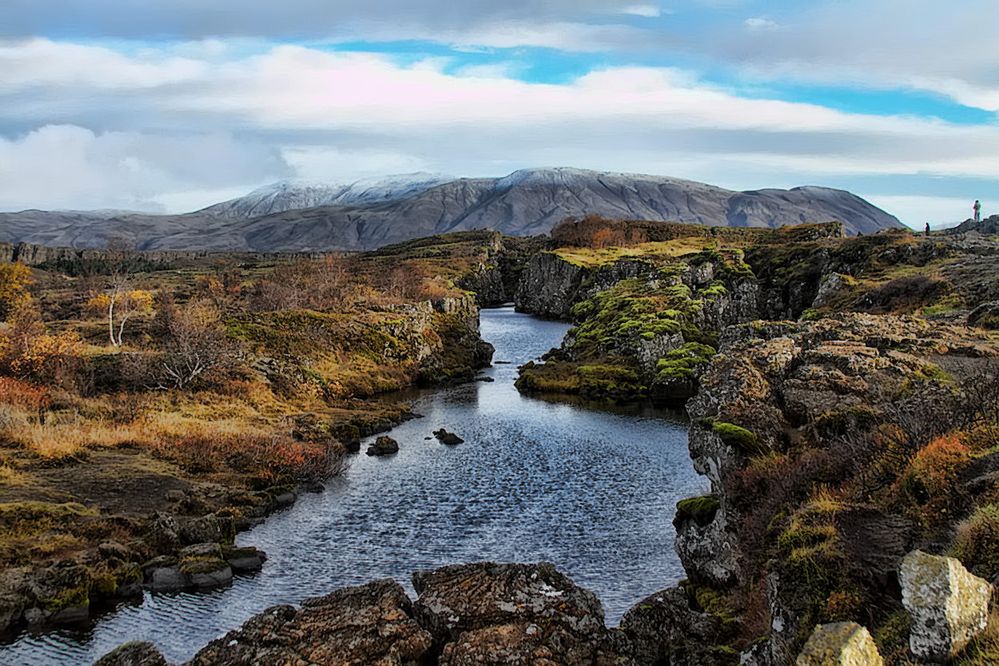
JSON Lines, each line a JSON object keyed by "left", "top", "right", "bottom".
{"left": 159, "top": 300, "right": 240, "bottom": 390}
{"left": 86, "top": 240, "right": 152, "bottom": 347}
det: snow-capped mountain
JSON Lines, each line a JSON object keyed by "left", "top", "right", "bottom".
{"left": 198, "top": 173, "right": 452, "bottom": 220}
{"left": 0, "top": 168, "right": 903, "bottom": 251}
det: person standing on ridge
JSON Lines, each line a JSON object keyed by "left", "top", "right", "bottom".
{"left": 924, "top": 222, "right": 931, "bottom": 237}
{"left": 974, "top": 199, "right": 982, "bottom": 223}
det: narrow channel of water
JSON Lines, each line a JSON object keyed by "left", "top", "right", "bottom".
{"left": 2, "top": 307, "right": 704, "bottom": 665}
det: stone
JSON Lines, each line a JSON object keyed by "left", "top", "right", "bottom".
{"left": 187, "top": 579, "right": 432, "bottom": 665}
{"left": 179, "top": 556, "right": 233, "bottom": 589}
{"left": 412, "top": 562, "right": 625, "bottom": 664}
{"left": 147, "top": 565, "right": 189, "bottom": 592}
{"left": 95, "top": 641, "right": 169, "bottom": 666}
{"left": 796, "top": 622, "right": 883, "bottom": 666}
{"left": 272, "top": 492, "right": 297, "bottom": 508}
{"left": 179, "top": 514, "right": 233, "bottom": 545}
{"left": 899, "top": 550, "right": 993, "bottom": 661}
{"left": 165, "top": 489, "right": 186, "bottom": 503}
{"left": 223, "top": 546, "right": 267, "bottom": 573}
{"left": 619, "top": 587, "right": 721, "bottom": 665}
{"left": 179, "top": 543, "right": 223, "bottom": 560}
{"left": 674, "top": 503, "right": 741, "bottom": 587}
{"left": 366, "top": 435, "right": 400, "bottom": 456}
{"left": 433, "top": 429, "right": 465, "bottom": 446}
{"left": 98, "top": 541, "right": 134, "bottom": 562}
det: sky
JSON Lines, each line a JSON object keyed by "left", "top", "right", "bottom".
{"left": 0, "top": 1, "right": 997, "bottom": 226}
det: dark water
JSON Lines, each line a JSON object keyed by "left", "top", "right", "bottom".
{"left": 2, "top": 307, "right": 703, "bottom": 665}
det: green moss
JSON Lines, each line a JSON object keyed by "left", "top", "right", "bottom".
{"left": 709, "top": 421, "right": 764, "bottom": 455}
{"left": 675, "top": 495, "right": 721, "bottom": 527}
{"left": 655, "top": 343, "right": 716, "bottom": 382}
{"left": 40, "top": 584, "right": 89, "bottom": 611}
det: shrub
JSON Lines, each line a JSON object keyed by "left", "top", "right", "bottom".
{"left": 655, "top": 343, "right": 716, "bottom": 382}
{"left": 893, "top": 434, "right": 972, "bottom": 526}
{"left": 952, "top": 504, "right": 999, "bottom": 581}
{"left": 0, "top": 262, "right": 33, "bottom": 320}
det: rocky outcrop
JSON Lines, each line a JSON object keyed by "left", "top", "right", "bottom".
{"left": 188, "top": 579, "right": 432, "bottom": 665}
{"left": 795, "top": 622, "right": 883, "bottom": 666}
{"left": 94, "top": 641, "right": 169, "bottom": 666}
{"left": 412, "top": 562, "right": 625, "bottom": 664}
{"left": 968, "top": 300, "right": 999, "bottom": 329}
{"left": 681, "top": 314, "right": 999, "bottom": 663}
{"left": 899, "top": 550, "right": 994, "bottom": 661}
{"left": 104, "top": 562, "right": 635, "bottom": 665}
{"left": 618, "top": 587, "right": 723, "bottom": 665}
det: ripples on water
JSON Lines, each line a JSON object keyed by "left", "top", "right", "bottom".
{"left": 2, "top": 307, "right": 705, "bottom": 665}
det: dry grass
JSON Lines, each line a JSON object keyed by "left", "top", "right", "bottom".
{"left": 553, "top": 238, "right": 719, "bottom": 268}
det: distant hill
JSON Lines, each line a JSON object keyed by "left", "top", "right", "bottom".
{"left": 0, "top": 168, "right": 903, "bottom": 251}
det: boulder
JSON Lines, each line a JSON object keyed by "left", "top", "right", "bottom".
{"left": 412, "top": 562, "right": 625, "bottom": 664}
{"left": 796, "top": 622, "right": 883, "bottom": 666}
{"left": 24, "top": 561, "right": 92, "bottom": 626}
{"left": 619, "top": 587, "right": 722, "bottom": 665}
{"left": 95, "top": 641, "right": 169, "bottom": 666}
{"left": 433, "top": 429, "right": 465, "bottom": 446}
{"left": 366, "top": 436, "right": 400, "bottom": 457}
{"left": 179, "top": 556, "right": 233, "bottom": 589}
{"left": 899, "top": 550, "right": 993, "bottom": 661}
{"left": 179, "top": 514, "right": 234, "bottom": 546}
{"left": 674, "top": 501, "right": 741, "bottom": 587}
{"left": 223, "top": 546, "right": 267, "bottom": 573}
{"left": 187, "top": 579, "right": 431, "bottom": 665}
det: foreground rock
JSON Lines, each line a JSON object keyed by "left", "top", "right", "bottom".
{"left": 413, "top": 562, "right": 625, "bottom": 664}
{"left": 366, "top": 436, "right": 400, "bottom": 457}
{"left": 899, "top": 550, "right": 993, "bottom": 661}
{"left": 796, "top": 622, "right": 883, "bottom": 665}
{"left": 618, "top": 587, "right": 722, "bottom": 665}
{"left": 188, "top": 579, "right": 432, "bottom": 665}
{"left": 94, "top": 641, "right": 169, "bottom": 666}
{"left": 102, "top": 562, "right": 632, "bottom": 665}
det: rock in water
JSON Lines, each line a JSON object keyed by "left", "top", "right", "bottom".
{"left": 796, "top": 622, "right": 883, "bottom": 666}
{"left": 899, "top": 550, "right": 993, "bottom": 661}
{"left": 366, "top": 436, "right": 399, "bottom": 456}
{"left": 433, "top": 429, "right": 465, "bottom": 445}
{"left": 412, "top": 562, "right": 625, "bottom": 664}
{"left": 95, "top": 641, "right": 169, "bottom": 666}
{"left": 188, "top": 579, "right": 432, "bottom": 665}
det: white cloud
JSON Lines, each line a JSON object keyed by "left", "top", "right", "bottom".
{"left": 622, "top": 5, "right": 662, "bottom": 18}
{"left": 1, "top": 40, "right": 998, "bottom": 212}
{"left": 744, "top": 18, "right": 778, "bottom": 32}
{"left": 0, "top": 125, "right": 290, "bottom": 212}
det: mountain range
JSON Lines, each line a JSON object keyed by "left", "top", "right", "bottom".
{"left": 0, "top": 168, "right": 903, "bottom": 251}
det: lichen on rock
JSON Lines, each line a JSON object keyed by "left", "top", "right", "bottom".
{"left": 899, "top": 550, "right": 993, "bottom": 661}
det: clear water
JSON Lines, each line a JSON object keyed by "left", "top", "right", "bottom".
{"left": 2, "top": 307, "right": 703, "bottom": 665}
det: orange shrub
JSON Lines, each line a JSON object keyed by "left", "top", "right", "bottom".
{"left": 895, "top": 434, "right": 972, "bottom": 525}
{"left": 0, "top": 378, "right": 49, "bottom": 412}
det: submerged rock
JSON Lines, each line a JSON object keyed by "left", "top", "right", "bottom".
{"left": 94, "top": 641, "right": 169, "bottom": 666}
{"left": 796, "top": 622, "right": 883, "bottom": 666}
{"left": 433, "top": 429, "right": 465, "bottom": 446}
{"left": 187, "top": 579, "right": 431, "bottom": 665}
{"left": 899, "top": 550, "right": 993, "bottom": 661}
{"left": 366, "top": 436, "right": 400, "bottom": 456}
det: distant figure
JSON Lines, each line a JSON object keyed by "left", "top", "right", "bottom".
{"left": 925, "top": 222, "right": 931, "bottom": 237}
{"left": 974, "top": 199, "right": 982, "bottom": 223}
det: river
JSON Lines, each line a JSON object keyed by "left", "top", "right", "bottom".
{"left": 2, "top": 307, "right": 704, "bottom": 665}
